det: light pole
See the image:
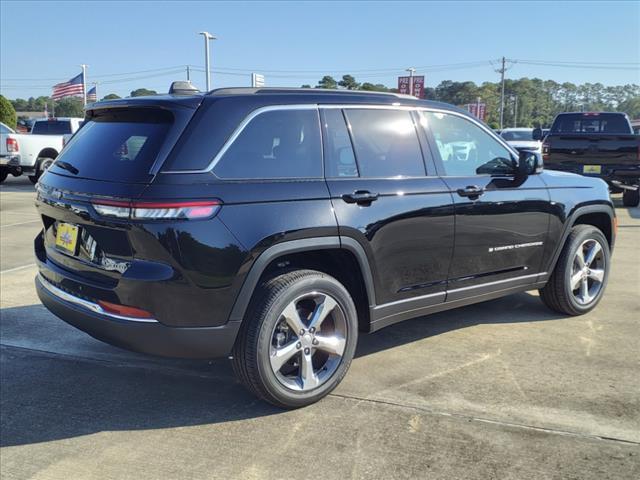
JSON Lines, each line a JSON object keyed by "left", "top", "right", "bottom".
{"left": 199, "top": 31, "right": 217, "bottom": 91}
{"left": 406, "top": 67, "right": 416, "bottom": 96}
{"left": 511, "top": 94, "right": 518, "bottom": 128}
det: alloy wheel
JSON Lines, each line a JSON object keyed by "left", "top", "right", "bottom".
{"left": 571, "top": 238, "right": 606, "bottom": 305}
{"left": 269, "top": 292, "right": 347, "bottom": 391}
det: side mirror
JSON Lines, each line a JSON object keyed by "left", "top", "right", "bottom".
{"left": 532, "top": 127, "right": 543, "bottom": 141}
{"left": 518, "top": 150, "right": 543, "bottom": 175}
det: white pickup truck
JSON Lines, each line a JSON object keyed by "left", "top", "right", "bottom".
{"left": 0, "top": 117, "right": 83, "bottom": 183}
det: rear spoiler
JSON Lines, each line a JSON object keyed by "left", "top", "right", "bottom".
{"left": 87, "top": 95, "right": 204, "bottom": 116}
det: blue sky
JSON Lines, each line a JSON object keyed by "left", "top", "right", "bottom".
{"left": 1, "top": 1, "right": 638, "bottom": 99}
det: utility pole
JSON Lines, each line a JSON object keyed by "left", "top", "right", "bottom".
{"left": 199, "top": 31, "right": 217, "bottom": 91}
{"left": 186, "top": 65, "right": 191, "bottom": 81}
{"left": 80, "top": 64, "right": 88, "bottom": 106}
{"left": 498, "top": 57, "right": 506, "bottom": 130}
{"left": 513, "top": 94, "right": 518, "bottom": 128}
{"left": 406, "top": 67, "right": 416, "bottom": 96}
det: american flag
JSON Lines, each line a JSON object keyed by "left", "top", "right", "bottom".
{"left": 87, "top": 85, "right": 97, "bottom": 103}
{"left": 52, "top": 72, "right": 84, "bottom": 100}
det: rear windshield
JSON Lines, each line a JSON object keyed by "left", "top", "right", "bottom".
{"left": 501, "top": 130, "right": 533, "bottom": 141}
{"left": 49, "top": 109, "right": 172, "bottom": 183}
{"left": 32, "top": 120, "right": 72, "bottom": 135}
{"left": 551, "top": 114, "right": 631, "bottom": 134}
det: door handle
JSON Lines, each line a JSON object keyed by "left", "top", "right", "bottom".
{"left": 456, "top": 185, "right": 485, "bottom": 198}
{"left": 342, "top": 190, "right": 379, "bottom": 205}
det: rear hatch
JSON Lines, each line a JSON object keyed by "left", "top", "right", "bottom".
{"left": 35, "top": 96, "right": 202, "bottom": 297}
{"left": 545, "top": 134, "right": 638, "bottom": 165}
{"left": 545, "top": 113, "right": 639, "bottom": 168}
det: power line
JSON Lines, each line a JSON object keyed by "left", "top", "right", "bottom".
{"left": 513, "top": 58, "right": 640, "bottom": 65}
{"left": 512, "top": 59, "right": 640, "bottom": 70}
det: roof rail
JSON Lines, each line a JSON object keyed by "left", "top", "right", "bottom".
{"left": 208, "top": 87, "right": 416, "bottom": 100}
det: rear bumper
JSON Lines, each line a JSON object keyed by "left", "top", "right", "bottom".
{"left": 545, "top": 163, "right": 640, "bottom": 186}
{"left": 36, "top": 274, "right": 241, "bottom": 359}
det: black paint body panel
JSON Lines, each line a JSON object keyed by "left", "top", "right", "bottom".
{"left": 33, "top": 91, "right": 616, "bottom": 358}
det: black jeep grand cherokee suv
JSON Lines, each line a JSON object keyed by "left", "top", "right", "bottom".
{"left": 35, "top": 87, "right": 616, "bottom": 407}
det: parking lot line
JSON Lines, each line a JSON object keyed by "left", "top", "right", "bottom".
{"left": 0, "top": 220, "right": 41, "bottom": 228}
{"left": 0, "top": 263, "right": 36, "bottom": 275}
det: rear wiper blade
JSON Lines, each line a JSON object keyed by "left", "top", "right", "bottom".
{"left": 54, "top": 161, "right": 79, "bottom": 175}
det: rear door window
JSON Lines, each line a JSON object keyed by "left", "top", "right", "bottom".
{"left": 213, "top": 109, "right": 322, "bottom": 179}
{"left": 49, "top": 109, "right": 172, "bottom": 183}
{"left": 343, "top": 109, "right": 425, "bottom": 178}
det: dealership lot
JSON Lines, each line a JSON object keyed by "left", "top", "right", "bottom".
{"left": 1, "top": 176, "right": 639, "bottom": 479}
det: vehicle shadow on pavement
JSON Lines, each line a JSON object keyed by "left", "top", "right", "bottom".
{"left": 355, "top": 291, "right": 561, "bottom": 357}
{"left": 0, "top": 291, "right": 566, "bottom": 448}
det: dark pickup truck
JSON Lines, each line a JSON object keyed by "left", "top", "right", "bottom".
{"left": 534, "top": 112, "right": 640, "bottom": 206}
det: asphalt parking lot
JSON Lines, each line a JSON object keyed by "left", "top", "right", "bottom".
{"left": 1, "top": 175, "right": 639, "bottom": 480}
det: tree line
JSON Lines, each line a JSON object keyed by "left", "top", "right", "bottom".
{"left": 8, "top": 88, "right": 158, "bottom": 118}
{"left": 6, "top": 78, "right": 639, "bottom": 127}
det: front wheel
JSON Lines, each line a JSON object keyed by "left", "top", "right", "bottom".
{"left": 232, "top": 269, "right": 358, "bottom": 408}
{"left": 539, "top": 225, "right": 610, "bottom": 315}
{"left": 622, "top": 188, "right": 639, "bottom": 207}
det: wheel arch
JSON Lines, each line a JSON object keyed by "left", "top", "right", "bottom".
{"left": 545, "top": 204, "right": 615, "bottom": 275}
{"left": 37, "top": 148, "right": 59, "bottom": 161}
{"left": 228, "top": 237, "right": 376, "bottom": 332}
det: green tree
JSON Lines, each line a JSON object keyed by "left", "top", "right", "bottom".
{"left": 130, "top": 88, "right": 158, "bottom": 97}
{"left": 11, "top": 98, "right": 28, "bottom": 111}
{"left": 316, "top": 76, "right": 337, "bottom": 89}
{"left": 360, "top": 82, "right": 390, "bottom": 92}
{"left": 339, "top": 74, "right": 360, "bottom": 90}
{"left": 101, "top": 93, "right": 121, "bottom": 100}
{"left": 617, "top": 97, "right": 640, "bottom": 119}
{"left": 54, "top": 97, "right": 84, "bottom": 117}
{"left": 300, "top": 84, "right": 311, "bottom": 89}
{"left": 0, "top": 95, "right": 17, "bottom": 129}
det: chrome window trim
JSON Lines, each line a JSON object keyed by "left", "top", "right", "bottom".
{"left": 162, "top": 104, "right": 319, "bottom": 175}
{"left": 161, "top": 102, "right": 517, "bottom": 175}
{"left": 38, "top": 274, "right": 159, "bottom": 323}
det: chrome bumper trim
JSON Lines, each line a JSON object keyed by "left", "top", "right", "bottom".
{"left": 38, "top": 274, "right": 159, "bottom": 323}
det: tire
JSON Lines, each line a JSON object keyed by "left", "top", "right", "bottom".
{"left": 539, "top": 225, "right": 610, "bottom": 316}
{"left": 622, "top": 189, "right": 639, "bottom": 207}
{"left": 0, "top": 169, "right": 7, "bottom": 183}
{"left": 29, "top": 157, "right": 55, "bottom": 184}
{"left": 232, "top": 269, "right": 358, "bottom": 408}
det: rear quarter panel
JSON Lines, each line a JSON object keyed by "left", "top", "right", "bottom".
{"left": 142, "top": 178, "right": 338, "bottom": 326}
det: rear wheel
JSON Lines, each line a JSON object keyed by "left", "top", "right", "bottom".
{"left": 539, "top": 225, "right": 610, "bottom": 315}
{"left": 0, "top": 169, "right": 7, "bottom": 183}
{"left": 622, "top": 188, "right": 639, "bottom": 207}
{"left": 29, "top": 157, "right": 55, "bottom": 184}
{"left": 232, "top": 269, "right": 358, "bottom": 408}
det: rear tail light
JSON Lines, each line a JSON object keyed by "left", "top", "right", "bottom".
{"left": 92, "top": 199, "right": 221, "bottom": 220}
{"left": 6, "top": 138, "right": 19, "bottom": 153}
{"left": 98, "top": 300, "right": 154, "bottom": 319}
{"left": 542, "top": 140, "right": 550, "bottom": 161}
